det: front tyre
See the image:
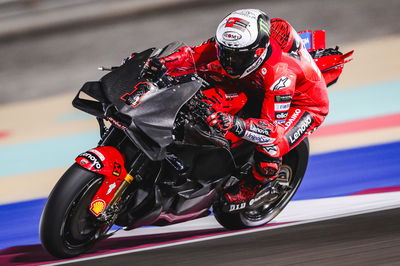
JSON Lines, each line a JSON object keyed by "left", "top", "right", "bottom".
{"left": 213, "top": 139, "right": 309, "bottom": 230}
{"left": 40, "top": 163, "right": 106, "bottom": 258}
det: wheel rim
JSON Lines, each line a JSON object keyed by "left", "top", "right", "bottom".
{"left": 240, "top": 164, "right": 296, "bottom": 226}
{"left": 60, "top": 177, "right": 105, "bottom": 249}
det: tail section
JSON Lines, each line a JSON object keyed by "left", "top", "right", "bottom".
{"left": 299, "top": 30, "right": 354, "bottom": 87}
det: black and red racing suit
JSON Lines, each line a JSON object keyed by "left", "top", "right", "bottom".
{"left": 160, "top": 19, "right": 329, "bottom": 180}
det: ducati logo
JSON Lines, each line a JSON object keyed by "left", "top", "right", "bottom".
{"left": 261, "top": 68, "right": 267, "bottom": 75}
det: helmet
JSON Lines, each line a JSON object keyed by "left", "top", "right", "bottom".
{"left": 215, "top": 9, "right": 271, "bottom": 78}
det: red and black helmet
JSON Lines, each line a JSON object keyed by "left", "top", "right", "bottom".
{"left": 215, "top": 9, "right": 271, "bottom": 78}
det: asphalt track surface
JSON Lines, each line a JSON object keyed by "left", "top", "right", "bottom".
{"left": 63, "top": 208, "right": 400, "bottom": 266}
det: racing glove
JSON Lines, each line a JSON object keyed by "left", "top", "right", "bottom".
{"left": 206, "top": 112, "right": 279, "bottom": 147}
{"left": 141, "top": 57, "right": 167, "bottom": 80}
{"left": 206, "top": 112, "right": 245, "bottom": 136}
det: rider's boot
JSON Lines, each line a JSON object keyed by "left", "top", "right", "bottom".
{"left": 222, "top": 160, "right": 281, "bottom": 212}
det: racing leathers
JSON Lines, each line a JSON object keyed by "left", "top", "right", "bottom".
{"left": 160, "top": 18, "right": 329, "bottom": 182}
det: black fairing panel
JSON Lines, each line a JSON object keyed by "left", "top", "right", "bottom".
{"left": 167, "top": 144, "right": 235, "bottom": 181}
{"left": 72, "top": 81, "right": 105, "bottom": 117}
{"left": 122, "top": 80, "right": 202, "bottom": 160}
{"left": 72, "top": 49, "right": 155, "bottom": 117}
{"left": 100, "top": 48, "right": 155, "bottom": 108}
{"left": 77, "top": 48, "right": 203, "bottom": 160}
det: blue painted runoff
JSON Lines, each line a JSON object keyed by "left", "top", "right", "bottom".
{"left": 0, "top": 141, "right": 399, "bottom": 250}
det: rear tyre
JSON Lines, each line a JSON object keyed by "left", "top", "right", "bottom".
{"left": 213, "top": 139, "right": 309, "bottom": 230}
{"left": 40, "top": 163, "right": 106, "bottom": 258}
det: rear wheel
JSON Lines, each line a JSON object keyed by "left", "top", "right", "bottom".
{"left": 40, "top": 164, "right": 108, "bottom": 258}
{"left": 213, "top": 139, "right": 309, "bottom": 230}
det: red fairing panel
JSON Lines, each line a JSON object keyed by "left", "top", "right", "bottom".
{"left": 75, "top": 146, "right": 128, "bottom": 216}
{"left": 76, "top": 146, "right": 127, "bottom": 177}
{"left": 315, "top": 50, "right": 354, "bottom": 86}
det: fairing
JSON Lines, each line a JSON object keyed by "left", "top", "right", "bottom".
{"left": 121, "top": 79, "right": 203, "bottom": 160}
{"left": 299, "top": 29, "right": 353, "bottom": 87}
{"left": 75, "top": 146, "right": 128, "bottom": 216}
{"left": 73, "top": 46, "right": 203, "bottom": 160}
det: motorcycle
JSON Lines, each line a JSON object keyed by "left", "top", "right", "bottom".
{"left": 40, "top": 32, "right": 353, "bottom": 258}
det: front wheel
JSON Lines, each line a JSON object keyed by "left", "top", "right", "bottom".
{"left": 40, "top": 164, "right": 107, "bottom": 258}
{"left": 213, "top": 139, "right": 309, "bottom": 230}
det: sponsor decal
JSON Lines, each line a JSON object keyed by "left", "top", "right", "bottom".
{"left": 225, "top": 17, "right": 249, "bottom": 31}
{"left": 234, "top": 10, "right": 258, "bottom": 19}
{"left": 232, "top": 120, "right": 245, "bottom": 136}
{"left": 90, "top": 199, "right": 106, "bottom": 216}
{"left": 258, "top": 120, "right": 269, "bottom": 127}
{"left": 89, "top": 149, "right": 105, "bottom": 161}
{"left": 225, "top": 93, "right": 239, "bottom": 98}
{"left": 106, "top": 116, "right": 127, "bottom": 130}
{"left": 79, "top": 158, "right": 89, "bottom": 165}
{"left": 259, "top": 18, "right": 270, "bottom": 35}
{"left": 106, "top": 182, "right": 117, "bottom": 196}
{"left": 222, "top": 31, "right": 242, "bottom": 41}
{"left": 274, "top": 94, "right": 292, "bottom": 103}
{"left": 270, "top": 77, "right": 291, "bottom": 91}
{"left": 249, "top": 122, "right": 271, "bottom": 136}
{"left": 78, "top": 152, "right": 103, "bottom": 170}
{"left": 275, "top": 111, "right": 288, "bottom": 120}
{"left": 284, "top": 109, "right": 302, "bottom": 129}
{"left": 121, "top": 82, "right": 150, "bottom": 108}
{"left": 244, "top": 131, "right": 275, "bottom": 145}
{"left": 285, "top": 112, "right": 314, "bottom": 147}
{"left": 261, "top": 68, "right": 267, "bottom": 75}
{"left": 262, "top": 145, "right": 278, "bottom": 156}
{"left": 299, "top": 31, "right": 312, "bottom": 50}
{"left": 276, "top": 120, "right": 285, "bottom": 124}
{"left": 249, "top": 189, "right": 271, "bottom": 206}
{"left": 274, "top": 102, "right": 290, "bottom": 111}
{"left": 229, "top": 202, "right": 246, "bottom": 212}
{"left": 112, "top": 162, "right": 121, "bottom": 177}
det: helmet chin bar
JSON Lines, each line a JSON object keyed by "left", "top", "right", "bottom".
{"left": 239, "top": 44, "right": 269, "bottom": 79}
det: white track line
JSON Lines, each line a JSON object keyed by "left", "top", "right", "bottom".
{"left": 45, "top": 191, "right": 400, "bottom": 265}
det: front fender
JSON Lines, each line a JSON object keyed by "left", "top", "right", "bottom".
{"left": 76, "top": 146, "right": 128, "bottom": 178}
{"left": 76, "top": 146, "right": 128, "bottom": 216}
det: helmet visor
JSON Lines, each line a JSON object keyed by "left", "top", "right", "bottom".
{"left": 218, "top": 45, "right": 257, "bottom": 76}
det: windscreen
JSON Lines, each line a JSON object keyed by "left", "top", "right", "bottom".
{"left": 158, "top": 43, "right": 197, "bottom": 79}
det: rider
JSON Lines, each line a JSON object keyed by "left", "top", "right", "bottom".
{"left": 153, "top": 9, "right": 329, "bottom": 210}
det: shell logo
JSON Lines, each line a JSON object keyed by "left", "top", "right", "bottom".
{"left": 90, "top": 199, "right": 106, "bottom": 216}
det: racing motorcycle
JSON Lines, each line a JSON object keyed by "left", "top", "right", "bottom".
{"left": 40, "top": 31, "right": 353, "bottom": 258}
